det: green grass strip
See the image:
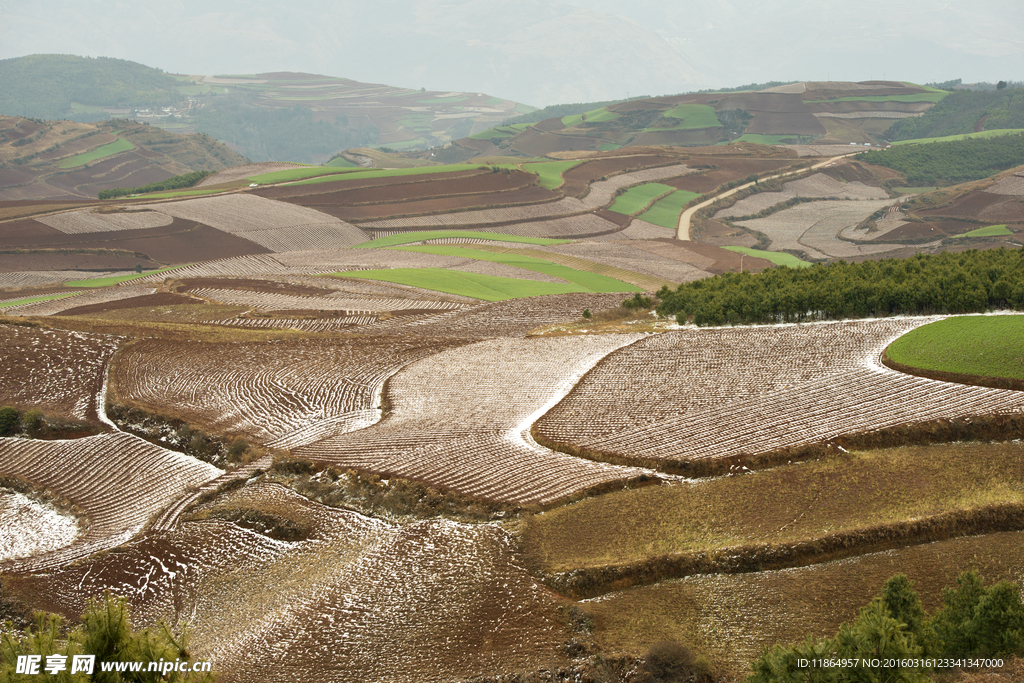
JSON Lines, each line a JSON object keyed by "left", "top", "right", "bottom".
{"left": 722, "top": 246, "right": 813, "bottom": 268}
{"left": 886, "top": 315, "right": 1024, "bottom": 380}
{"left": 133, "top": 188, "right": 229, "bottom": 199}
{"left": 804, "top": 92, "right": 947, "bottom": 104}
{"left": 333, "top": 268, "right": 585, "bottom": 301}
{"left": 521, "top": 159, "right": 584, "bottom": 189}
{"left": 608, "top": 183, "right": 676, "bottom": 215}
{"left": 353, "top": 230, "right": 570, "bottom": 249}
{"left": 246, "top": 166, "right": 363, "bottom": 183}
{"left": 951, "top": 224, "right": 1012, "bottom": 238}
{"left": 469, "top": 128, "right": 515, "bottom": 140}
{"left": 0, "top": 293, "right": 78, "bottom": 309}
{"left": 393, "top": 245, "right": 641, "bottom": 293}
{"left": 56, "top": 138, "right": 136, "bottom": 169}
{"left": 65, "top": 265, "right": 190, "bottom": 288}
{"left": 662, "top": 103, "right": 721, "bottom": 129}
{"left": 562, "top": 107, "right": 621, "bottom": 127}
{"left": 637, "top": 190, "right": 701, "bottom": 229}
{"left": 891, "top": 129, "right": 1024, "bottom": 146}
{"left": 289, "top": 163, "right": 504, "bottom": 186}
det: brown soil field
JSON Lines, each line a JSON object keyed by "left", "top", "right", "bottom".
{"left": 8, "top": 483, "right": 571, "bottom": 683}
{"left": 0, "top": 218, "right": 271, "bottom": 264}
{"left": 280, "top": 169, "right": 536, "bottom": 206}
{"left": 532, "top": 118, "right": 566, "bottom": 132}
{"left": 0, "top": 323, "right": 122, "bottom": 423}
{"left": 54, "top": 292, "right": 201, "bottom": 317}
{"left": 664, "top": 157, "right": 802, "bottom": 194}
{"left": 253, "top": 169, "right": 483, "bottom": 200}
{"left": 633, "top": 239, "right": 772, "bottom": 275}
{"left": 715, "top": 93, "right": 807, "bottom": 113}
{"left": 36, "top": 133, "right": 118, "bottom": 161}
{"left": 0, "top": 252, "right": 158, "bottom": 272}
{"left": 0, "top": 169, "right": 36, "bottom": 187}
{"left": 882, "top": 219, "right": 979, "bottom": 241}
{"left": 819, "top": 160, "right": 887, "bottom": 185}
{"left": 456, "top": 137, "right": 502, "bottom": 156}
{"left": 511, "top": 128, "right": 603, "bottom": 156}
{"left": 0, "top": 201, "right": 95, "bottom": 221}
{"left": 594, "top": 209, "right": 631, "bottom": 227}
{"left": 45, "top": 154, "right": 172, "bottom": 193}
{"left": 632, "top": 129, "right": 724, "bottom": 147}
{"left": 746, "top": 111, "right": 827, "bottom": 136}
{"left": 917, "top": 189, "right": 1009, "bottom": 219}
{"left": 560, "top": 155, "right": 680, "bottom": 197}
{"left": 320, "top": 186, "right": 561, "bottom": 222}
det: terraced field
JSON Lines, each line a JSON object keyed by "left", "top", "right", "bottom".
{"left": 536, "top": 318, "right": 1024, "bottom": 473}
{"left": 0, "top": 432, "right": 220, "bottom": 571}
{"left": 298, "top": 334, "right": 652, "bottom": 505}
{"left": 112, "top": 338, "right": 457, "bottom": 447}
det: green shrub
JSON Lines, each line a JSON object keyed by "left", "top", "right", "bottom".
{"left": 0, "top": 407, "right": 18, "bottom": 436}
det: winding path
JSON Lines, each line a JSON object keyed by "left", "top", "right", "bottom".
{"left": 676, "top": 152, "right": 860, "bottom": 240}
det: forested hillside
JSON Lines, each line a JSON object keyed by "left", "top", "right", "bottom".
{"left": 857, "top": 134, "right": 1024, "bottom": 185}
{"left": 0, "top": 54, "right": 183, "bottom": 120}
{"left": 886, "top": 88, "right": 1024, "bottom": 141}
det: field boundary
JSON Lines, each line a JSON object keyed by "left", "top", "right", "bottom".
{"left": 539, "top": 501, "right": 1024, "bottom": 598}
{"left": 881, "top": 350, "right": 1024, "bottom": 392}
{"left": 532, "top": 412, "right": 1024, "bottom": 479}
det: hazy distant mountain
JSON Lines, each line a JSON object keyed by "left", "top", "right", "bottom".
{"left": 2, "top": 0, "right": 1020, "bottom": 106}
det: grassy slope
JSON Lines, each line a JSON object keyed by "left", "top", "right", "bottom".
{"left": 886, "top": 315, "right": 1024, "bottom": 380}
{"left": 951, "top": 224, "right": 1011, "bottom": 238}
{"left": 636, "top": 190, "right": 700, "bottom": 228}
{"left": 353, "top": 231, "right": 569, "bottom": 249}
{"left": 332, "top": 267, "right": 585, "bottom": 301}
{"left": 391, "top": 246, "right": 642, "bottom": 293}
{"left": 722, "top": 246, "right": 812, "bottom": 268}
{"left": 522, "top": 160, "right": 584, "bottom": 189}
{"left": 661, "top": 103, "right": 721, "bottom": 129}
{"left": 55, "top": 137, "right": 135, "bottom": 168}
{"left": 892, "top": 129, "right": 1024, "bottom": 146}
{"left": 523, "top": 441, "right": 1024, "bottom": 574}
{"left": 608, "top": 183, "right": 676, "bottom": 215}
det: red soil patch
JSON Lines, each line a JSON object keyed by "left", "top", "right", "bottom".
{"left": 174, "top": 278, "right": 333, "bottom": 297}
{"left": 282, "top": 170, "right": 536, "bottom": 206}
{"left": 881, "top": 220, "right": 978, "bottom": 241}
{"left": 919, "top": 190, "right": 1009, "bottom": 219}
{"left": 0, "top": 217, "right": 270, "bottom": 263}
{"left": 511, "top": 129, "right": 600, "bottom": 156}
{"left": 746, "top": 111, "right": 827, "bottom": 135}
{"left": 715, "top": 93, "right": 807, "bottom": 113}
{"left": 632, "top": 129, "right": 724, "bottom": 147}
{"left": 560, "top": 155, "right": 679, "bottom": 196}
{"left": 317, "top": 186, "right": 561, "bottom": 222}
{"left": 663, "top": 158, "right": 800, "bottom": 193}
{"left": 819, "top": 161, "right": 885, "bottom": 186}
{"left": 456, "top": 138, "right": 502, "bottom": 156}
{"left": 0, "top": 253, "right": 159, "bottom": 272}
{"left": 532, "top": 118, "right": 566, "bottom": 132}
{"left": 0, "top": 169, "right": 36, "bottom": 187}
{"left": 594, "top": 209, "right": 631, "bottom": 228}
{"left": 56, "top": 292, "right": 201, "bottom": 316}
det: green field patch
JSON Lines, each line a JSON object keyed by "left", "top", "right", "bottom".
{"left": 393, "top": 246, "right": 641, "bottom": 293}
{"left": 56, "top": 137, "right": 136, "bottom": 169}
{"left": 891, "top": 129, "right": 1024, "bottom": 146}
{"left": 353, "top": 230, "right": 569, "bottom": 249}
{"left": 332, "top": 267, "right": 585, "bottom": 301}
{"left": 636, "top": 190, "right": 700, "bottom": 229}
{"left": 722, "top": 134, "right": 813, "bottom": 146}
{"left": 65, "top": 265, "right": 190, "bottom": 288}
{"left": 886, "top": 315, "right": 1024, "bottom": 381}
{"left": 523, "top": 440, "right": 1024, "bottom": 575}
{"left": 722, "top": 246, "right": 813, "bottom": 268}
{"left": 805, "top": 92, "right": 948, "bottom": 104}
{"left": 608, "top": 183, "right": 676, "bottom": 215}
{"left": 468, "top": 127, "right": 514, "bottom": 140}
{"left": 562, "top": 107, "right": 621, "bottom": 127}
{"left": 951, "top": 224, "right": 1012, "bottom": 238}
{"left": 0, "top": 293, "right": 78, "bottom": 309}
{"left": 244, "top": 166, "right": 370, "bottom": 184}
{"left": 521, "top": 159, "right": 584, "bottom": 189}
{"left": 286, "top": 163, "right": 497, "bottom": 186}
{"left": 134, "top": 188, "right": 231, "bottom": 199}
{"left": 417, "top": 96, "right": 469, "bottom": 105}
{"left": 662, "top": 103, "right": 721, "bottom": 129}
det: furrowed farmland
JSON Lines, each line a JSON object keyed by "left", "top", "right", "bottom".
{"left": 2, "top": 97, "right": 1024, "bottom": 683}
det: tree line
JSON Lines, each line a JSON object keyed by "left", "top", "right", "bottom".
{"left": 656, "top": 249, "right": 1024, "bottom": 326}
{"left": 748, "top": 571, "right": 1023, "bottom": 682}
{"left": 98, "top": 170, "right": 214, "bottom": 199}
{"left": 857, "top": 133, "right": 1024, "bottom": 186}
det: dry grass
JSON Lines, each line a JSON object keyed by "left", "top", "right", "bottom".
{"left": 523, "top": 441, "right": 1024, "bottom": 574}
{"left": 583, "top": 530, "right": 1024, "bottom": 678}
